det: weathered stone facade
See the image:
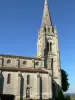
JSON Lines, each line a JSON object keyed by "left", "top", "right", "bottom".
{"left": 0, "top": 0, "right": 62, "bottom": 100}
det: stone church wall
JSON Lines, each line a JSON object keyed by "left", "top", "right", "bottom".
{"left": 0, "top": 71, "right": 51, "bottom": 100}
{"left": 0, "top": 56, "right": 41, "bottom": 68}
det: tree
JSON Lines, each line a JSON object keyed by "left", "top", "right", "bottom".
{"left": 55, "top": 89, "right": 65, "bottom": 100}
{"left": 61, "top": 69, "right": 69, "bottom": 92}
{"left": 65, "top": 95, "right": 71, "bottom": 100}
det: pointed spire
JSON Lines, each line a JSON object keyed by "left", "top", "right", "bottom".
{"left": 42, "top": 0, "right": 52, "bottom": 27}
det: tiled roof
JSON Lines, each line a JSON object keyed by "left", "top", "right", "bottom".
{"left": 0, "top": 54, "right": 41, "bottom": 60}
{"left": 0, "top": 67, "right": 48, "bottom": 74}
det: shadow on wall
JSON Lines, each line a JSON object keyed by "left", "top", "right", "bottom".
{"left": 52, "top": 80, "right": 61, "bottom": 100}
{"left": 0, "top": 71, "right": 4, "bottom": 94}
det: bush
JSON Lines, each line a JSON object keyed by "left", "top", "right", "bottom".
{"left": 57, "top": 89, "right": 65, "bottom": 100}
{"left": 65, "top": 95, "right": 71, "bottom": 100}
{"left": 55, "top": 90, "right": 71, "bottom": 100}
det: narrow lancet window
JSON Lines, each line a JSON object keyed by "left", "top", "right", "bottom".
{"left": 47, "top": 42, "right": 49, "bottom": 53}
{"left": 51, "top": 58, "right": 53, "bottom": 69}
{"left": 50, "top": 42, "right": 52, "bottom": 52}
{"left": 51, "top": 58, "right": 54, "bottom": 77}
{"left": 44, "top": 27, "right": 46, "bottom": 32}
{"left": 7, "top": 74, "right": 11, "bottom": 84}
{"left": 27, "top": 75, "right": 30, "bottom": 85}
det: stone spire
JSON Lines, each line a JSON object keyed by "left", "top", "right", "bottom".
{"left": 42, "top": 0, "right": 52, "bottom": 27}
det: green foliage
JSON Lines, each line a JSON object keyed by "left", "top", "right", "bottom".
{"left": 71, "top": 97, "right": 75, "bottom": 100}
{"left": 55, "top": 90, "right": 71, "bottom": 100}
{"left": 61, "top": 69, "right": 69, "bottom": 92}
{"left": 65, "top": 95, "right": 71, "bottom": 100}
{"left": 56, "top": 89, "right": 65, "bottom": 100}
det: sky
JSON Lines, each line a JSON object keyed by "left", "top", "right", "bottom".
{"left": 0, "top": 0, "right": 75, "bottom": 93}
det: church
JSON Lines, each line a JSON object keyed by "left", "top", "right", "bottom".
{"left": 0, "top": 0, "right": 62, "bottom": 100}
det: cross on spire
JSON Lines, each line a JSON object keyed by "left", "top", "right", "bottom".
{"left": 45, "top": 0, "right": 47, "bottom": 4}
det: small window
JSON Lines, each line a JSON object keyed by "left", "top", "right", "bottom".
{"left": 7, "top": 59, "right": 11, "bottom": 64}
{"left": 48, "top": 27, "right": 50, "bottom": 32}
{"left": 27, "top": 75, "right": 30, "bottom": 85}
{"left": 7, "top": 74, "right": 11, "bottom": 84}
{"left": 23, "top": 61, "right": 27, "bottom": 65}
{"left": 51, "top": 58, "right": 53, "bottom": 69}
{"left": 35, "top": 62, "right": 39, "bottom": 66}
{"left": 47, "top": 42, "right": 49, "bottom": 52}
{"left": 44, "top": 27, "right": 46, "bottom": 32}
{"left": 50, "top": 42, "right": 52, "bottom": 52}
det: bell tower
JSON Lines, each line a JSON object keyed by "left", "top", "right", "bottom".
{"left": 37, "top": 0, "right": 61, "bottom": 87}
{"left": 37, "top": 0, "right": 55, "bottom": 58}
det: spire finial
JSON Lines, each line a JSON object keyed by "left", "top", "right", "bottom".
{"left": 45, "top": 0, "right": 47, "bottom": 5}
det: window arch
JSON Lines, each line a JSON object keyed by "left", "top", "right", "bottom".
{"left": 27, "top": 75, "right": 30, "bottom": 85}
{"left": 7, "top": 73, "right": 11, "bottom": 84}
{"left": 50, "top": 42, "right": 52, "bottom": 52}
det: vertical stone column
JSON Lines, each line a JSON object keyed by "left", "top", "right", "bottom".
{"left": 17, "top": 71, "right": 21, "bottom": 100}
{"left": 32, "top": 59, "right": 35, "bottom": 68}
{"left": 48, "top": 73, "right": 52, "bottom": 99}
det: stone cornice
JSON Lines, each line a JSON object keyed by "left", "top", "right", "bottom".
{"left": 0, "top": 54, "right": 41, "bottom": 61}
{"left": 0, "top": 67, "right": 48, "bottom": 74}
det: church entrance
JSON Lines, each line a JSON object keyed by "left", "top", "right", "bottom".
{"left": 26, "top": 87, "right": 30, "bottom": 98}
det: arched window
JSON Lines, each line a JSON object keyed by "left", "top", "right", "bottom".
{"left": 7, "top": 59, "right": 11, "bottom": 64}
{"left": 7, "top": 74, "right": 11, "bottom": 84}
{"left": 44, "top": 27, "right": 46, "bottom": 32}
{"left": 23, "top": 61, "right": 27, "bottom": 65}
{"left": 51, "top": 58, "right": 53, "bottom": 69}
{"left": 47, "top": 42, "right": 49, "bottom": 52}
{"left": 27, "top": 75, "right": 30, "bottom": 85}
{"left": 50, "top": 42, "right": 52, "bottom": 52}
{"left": 51, "top": 58, "right": 54, "bottom": 76}
{"left": 48, "top": 27, "right": 50, "bottom": 32}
